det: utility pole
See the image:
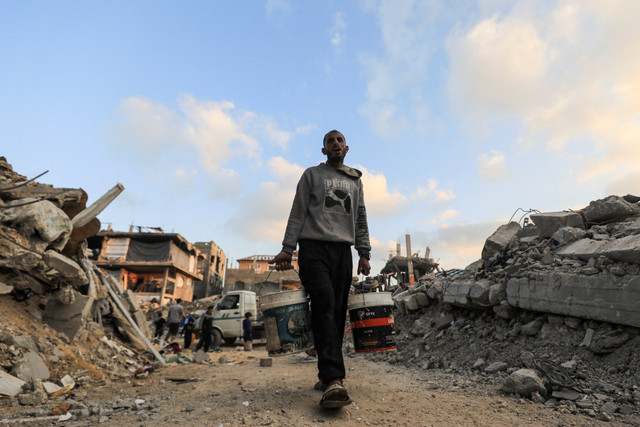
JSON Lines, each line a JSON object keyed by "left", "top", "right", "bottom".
{"left": 406, "top": 234, "right": 415, "bottom": 286}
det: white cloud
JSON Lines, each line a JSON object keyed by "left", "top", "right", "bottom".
{"left": 431, "top": 209, "right": 460, "bottom": 224}
{"left": 358, "top": 1, "right": 442, "bottom": 139}
{"left": 225, "top": 157, "right": 301, "bottom": 244}
{"left": 446, "top": 2, "right": 640, "bottom": 191}
{"left": 112, "top": 95, "right": 306, "bottom": 179}
{"left": 477, "top": 150, "right": 509, "bottom": 182}
{"left": 331, "top": 12, "right": 346, "bottom": 47}
{"left": 358, "top": 166, "right": 409, "bottom": 217}
{"left": 411, "top": 179, "right": 456, "bottom": 204}
{"left": 447, "top": 15, "right": 550, "bottom": 116}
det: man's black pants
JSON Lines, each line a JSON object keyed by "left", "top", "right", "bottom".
{"left": 196, "top": 330, "right": 212, "bottom": 352}
{"left": 298, "top": 239, "right": 352, "bottom": 384}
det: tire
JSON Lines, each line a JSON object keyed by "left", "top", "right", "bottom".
{"left": 224, "top": 337, "right": 237, "bottom": 346}
{"left": 212, "top": 329, "right": 222, "bottom": 348}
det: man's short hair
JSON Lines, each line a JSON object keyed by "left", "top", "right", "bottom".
{"left": 323, "top": 129, "right": 344, "bottom": 147}
{"left": 207, "top": 305, "right": 214, "bottom": 310}
{"left": 176, "top": 298, "right": 182, "bottom": 303}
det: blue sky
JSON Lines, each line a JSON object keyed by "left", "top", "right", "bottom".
{"left": 3, "top": 1, "right": 640, "bottom": 276}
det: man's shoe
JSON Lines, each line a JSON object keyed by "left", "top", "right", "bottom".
{"left": 319, "top": 382, "right": 352, "bottom": 409}
{"left": 314, "top": 381, "right": 326, "bottom": 392}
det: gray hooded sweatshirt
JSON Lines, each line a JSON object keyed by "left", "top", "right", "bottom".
{"left": 281, "top": 162, "right": 371, "bottom": 259}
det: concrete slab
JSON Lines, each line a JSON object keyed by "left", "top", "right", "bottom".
{"left": 506, "top": 272, "right": 640, "bottom": 328}
{"left": 582, "top": 195, "right": 640, "bottom": 224}
{"left": 442, "top": 280, "right": 473, "bottom": 307}
{"left": 43, "top": 290, "right": 93, "bottom": 341}
{"left": 557, "top": 234, "right": 640, "bottom": 264}
{"left": 11, "top": 351, "right": 50, "bottom": 382}
{"left": 0, "top": 369, "right": 26, "bottom": 396}
{"left": 530, "top": 211, "right": 584, "bottom": 238}
{"left": 42, "top": 250, "right": 88, "bottom": 287}
{"left": 481, "top": 222, "right": 521, "bottom": 261}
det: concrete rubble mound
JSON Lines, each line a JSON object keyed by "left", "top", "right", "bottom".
{"left": 0, "top": 157, "right": 162, "bottom": 413}
{"left": 379, "top": 195, "right": 640, "bottom": 421}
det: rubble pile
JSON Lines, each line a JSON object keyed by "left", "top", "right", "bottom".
{"left": 0, "top": 158, "right": 158, "bottom": 410}
{"left": 374, "top": 195, "right": 640, "bottom": 421}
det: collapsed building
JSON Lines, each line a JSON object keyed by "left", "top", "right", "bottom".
{"left": 0, "top": 158, "right": 172, "bottom": 404}
{"left": 383, "top": 195, "right": 640, "bottom": 420}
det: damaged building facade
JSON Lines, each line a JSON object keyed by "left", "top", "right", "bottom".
{"left": 87, "top": 229, "right": 205, "bottom": 306}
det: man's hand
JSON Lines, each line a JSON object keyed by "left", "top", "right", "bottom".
{"left": 357, "top": 256, "right": 371, "bottom": 276}
{"left": 268, "top": 251, "right": 293, "bottom": 271}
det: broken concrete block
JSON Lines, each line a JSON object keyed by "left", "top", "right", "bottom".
{"left": 507, "top": 273, "right": 640, "bottom": 328}
{"left": 469, "top": 279, "right": 492, "bottom": 306}
{"left": 42, "top": 250, "right": 88, "bottom": 287}
{"left": 404, "top": 292, "right": 428, "bottom": 311}
{"left": 13, "top": 335, "right": 38, "bottom": 352}
{"left": 501, "top": 369, "right": 546, "bottom": 398}
{"left": 442, "top": 280, "right": 472, "bottom": 307}
{"left": 552, "top": 227, "right": 587, "bottom": 246}
{"left": 488, "top": 283, "right": 506, "bottom": 305}
{"left": 557, "top": 234, "right": 640, "bottom": 265}
{"left": 43, "top": 289, "right": 93, "bottom": 341}
{"left": 581, "top": 195, "right": 640, "bottom": 224}
{"left": 481, "top": 222, "right": 521, "bottom": 261}
{"left": 435, "top": 313, "right": 454, "bottom": 331}
{"left": 0, "top": 369, "right": 26, "bottom": 397}
{"left": 11, "top": 351, "right": 50, "bottom": 382}
{"left": 520, "top": 319, "right": 544, "bottom": 336}
{"left": 0, "top": 225, "right": 43, "bottom": 270}
{"left": 426, "top": 281, "right": 443, "bottom": 300}
{"left": 0, "top": 200, "right": 71, "bottom": 251}
{"left": 530, "top": 211, "right": 584, "bottom": 239}
{"left": 552, "top": 388, "right": 580, "bottom": 401}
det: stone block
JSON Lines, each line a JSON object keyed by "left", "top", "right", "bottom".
{"left": 469, "top": 279, "right": 492, "bottom": 306}
{"left": 405, "top": 292, "right": 428, "bottom": 311}
{"left": 0, "top": 200, "right": 71, "bottom": 251}
{"left": 11, "top": 351, "right": 50, "bottom": 382}
{"left": 42, "top": 250, "right": 88, "bottom": 287}
{"left": 481, "top": 222, "right": 521, "bottom": 261}
{"left": 552, "top": 227, "right": 587, "bottom": 246}
{"left": 43, "top": 290, "right": 93, "bottom": 341}
{"left": 442, "top": 280, "right": 472, "bottom": 307}
{"left": 582, "top": 195, "right": 640, "bottom": 224}
{"left": 557, "top": 234, "right": 640, "bottom": 265}
{"left": 506, "top": 272, "right": 640, "bottom": 328}
{"left": 501, "top": 369, "right": 546, "bottom": 397}
{"left": 488, "top": 283, "right": 506, "bottom": 305}
{"left": 435, "top": 313, "right": 454, "bottom": 331}
{"left": 530, "top": 211, "right": 584, "bottom": 238}
{"left": 0, "top": 369, "right": 26, "bottom": 397}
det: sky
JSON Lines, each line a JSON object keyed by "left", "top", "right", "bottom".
{"left": 2, "top": 1, "right": 640, "bottom": 277}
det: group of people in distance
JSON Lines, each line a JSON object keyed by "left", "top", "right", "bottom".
{"left": 152, "top": 298, "right": 254, "bottom": 353}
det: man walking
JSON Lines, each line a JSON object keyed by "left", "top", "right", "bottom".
{"left": 195, "top": 305, "right": 215, "bottom": 353}
{"left": 165, "top": 298, "right": 184, "bottom": 342}
{"left": 270, "top": 130, "right": 371, "bottom": 409}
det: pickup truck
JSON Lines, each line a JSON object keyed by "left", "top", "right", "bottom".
{"left": 206, "top": 290, "right": 265, "bottom": 347}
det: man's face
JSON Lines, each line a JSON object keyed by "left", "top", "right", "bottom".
{"left": 322, "top": 131, "right": 348, "bottom": 161}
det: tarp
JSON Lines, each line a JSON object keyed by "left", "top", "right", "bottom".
{"left": 126, "top": 240, "right": 171, "bottom": 262}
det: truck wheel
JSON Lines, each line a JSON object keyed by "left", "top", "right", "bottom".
{"left": 224, "top": 337, "right": 237, "bottom": 346}
{"left": 212, "top": 329, "right": 222, "bottom": 348}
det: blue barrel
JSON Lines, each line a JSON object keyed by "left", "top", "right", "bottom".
{"left": 260, "top": 290, "right": 314, "bottom": 357}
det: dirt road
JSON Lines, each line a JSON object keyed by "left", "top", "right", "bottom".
{"left": 49, "top": 342, "right": 627, "bottom": 427}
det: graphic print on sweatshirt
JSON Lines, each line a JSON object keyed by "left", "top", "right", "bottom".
{"left": 323, "top": 178, "right": 352, "bottom": 215}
